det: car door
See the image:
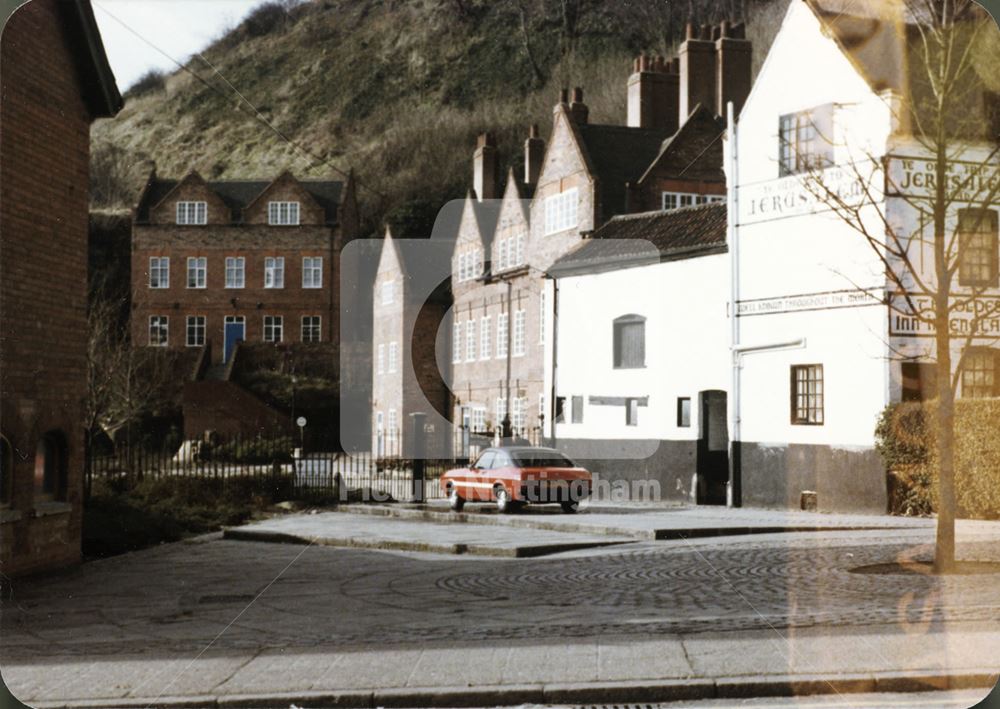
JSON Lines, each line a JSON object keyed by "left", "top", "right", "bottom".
{"left": 489, "top": 449, "right": 515, "bottom": 499}
{"left": 468, "top": 450, "right": 495, "bottom": 501}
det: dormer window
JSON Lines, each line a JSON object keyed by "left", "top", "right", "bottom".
{"left": 176, "top": 201, "right": 207, "bottom": 225}
{"left": 496, "top": 233, "right": 526, "bottom": 271}
{"left": 544, "top": 188, "right": 578, "bottom": 235}
{"left": 456, "top": 248, "right": 483, "bottom": 282}
{"left": 268, "top": 201, "right": 300, "bottom": 226}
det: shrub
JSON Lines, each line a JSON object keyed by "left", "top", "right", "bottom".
{"left": 876, "top": 399, "right": 1000, "bottom": 519}
{"left": 125, "top": 69, "right": 166, "bottom": 99}
{"left": 202, "top": 436, "right": 294, "bottom": 464}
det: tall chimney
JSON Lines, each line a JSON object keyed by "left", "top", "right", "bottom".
{"left": 627, "top": 53, "right": 679, "bottom": 133}
{"left": 473, "top": 132, "right": 498, "bottom": 201}
{"left": 715, "top": 21, "right": 752, "bottom": 118}
{"left": 679, "top": 21, "right": 717, "bottom": 123}
{"left": 569, "top": 87, "right": 589, "bottom": 124}
{"left": 524, "top": 124, "right": 544, "bottom": 187}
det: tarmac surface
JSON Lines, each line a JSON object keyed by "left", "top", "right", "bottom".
{"left": 2, "top": 504, "right": 999, "bottom": 707}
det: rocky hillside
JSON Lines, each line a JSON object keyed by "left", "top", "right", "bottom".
{"left": 92, "top": 0, "right": 790, "bottom": 235}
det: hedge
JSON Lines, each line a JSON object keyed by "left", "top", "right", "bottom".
{"left": 875, "top": 398, "right": 1000, "bottom": 519}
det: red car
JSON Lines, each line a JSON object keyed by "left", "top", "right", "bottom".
{"left": 440, "top": 446, "right": 591, "bottom": 513}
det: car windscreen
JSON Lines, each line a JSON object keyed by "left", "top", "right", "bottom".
{"left": 511, "top": 451, "right": 576, "bottom": 468}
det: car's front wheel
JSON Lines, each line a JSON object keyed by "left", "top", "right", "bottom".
{"left": 448, "top": 486, "right": 465, "bottom": 512}
{"left": 494, "top": 484, "right": 513, "bottom": 514}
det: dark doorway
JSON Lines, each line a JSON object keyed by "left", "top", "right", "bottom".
{"left": 696, "top": 390, "right": 729, "bottom": 505}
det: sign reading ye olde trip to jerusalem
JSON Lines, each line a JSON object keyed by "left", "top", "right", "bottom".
{"left": 886, "top": 155, "right": 1000, "bottom": 200}
{"left": 889, "top": 293, "right": 1000, "bottom": 339}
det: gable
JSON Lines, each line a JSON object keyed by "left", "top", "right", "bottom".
{"left": 147, "top": 172, "right": 231, "bottom": 225}
{"left": 242, "top": 172, "right": 327, "bottom": 225}
{"left": 535, "top": 110, "right": 591, "bottom": 194}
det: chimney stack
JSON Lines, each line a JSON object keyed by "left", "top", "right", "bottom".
{"left": 569, "top": 87, "right": 589, "bottom": 124}
{"left": 473, "top": 132, "right": 498, "bottom": 201}
{"left": 715, "top": 20, "right": 752, "bottom": 118}
{"left": 524, "top": 124, "right": 544, "bottom": 187}
{"left": 679, "top": 22, "right": 718, "bottom": 123}
{"left": 627, "top": 52, "right": 680, "bottom": 133}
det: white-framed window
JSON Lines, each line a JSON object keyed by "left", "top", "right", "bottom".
{"left": 381, "top": 280, "right": 394, "bottom": 305}
{"left": 388, "top": 342, "right": 398, "bottom": 373}
{"left": 513, "top": 309, "right": 526, "bottom": 357}
{"left": 472, "top": 406, "right": 487, "bottom": 432}
{"left": 496, "top": 313, "right": 508, "bottom": 358}
{"left": 148, "top": 315, "right": 168, "bottom": 346}
{"left": 388, "top": 409, "right": 398, "bottom": 444}
{"left": 302, "top": 257, "right": 323, "bottom": 288}
{"left": 456, "top": 249, "right": 483, "bottom": 282}
{"left": 539, "top": 290, "right": 546, "bottom": 344}
{"left": 466, "top": 318, "right": 476, "bottom": 361}
{"left": 544, "top": 188, "right": 578, "bottom": 235}
{"left": 512, "top": 396, "right": 527, "bottom": 432}
{"left": 453, "top": 322, "right": 463, "bottom": 364}
{"left": 225, "top": 256, "right": 245, "bottom": 288}
{"left": 377, "top": 344, "right": 385, "bottom": 375}
{"left": 539, "top": 393, "right": 546, "bottom": 418}
{"left": 149, "top": 257, "right": 170, "bottom": 289}
{"left": 480, "top": 316, "right": 491, "bottom": 360}
{"left": 264, "top": 257, "right": 284, "bottom": 288}
{"left": 301, "top": 316, "right": 321, "bottom": 342}
{"left": 185, "top": 315, "right": 205, "bottom": 347}
{"left": 661, "top": 192, "right": 725, "bottom": 211}
{"left": 176, "top": 201, "right": 207, "bottom": 225}
{"left": 186, "top": 257, "right": 206, "bottom": 289}
{"left": 495, "top": 397, "right": 507, "bottom": 426}
{"left": 268, "top": 201, "right": 300, "bottom": 226}
{"left": 778, "top": 109, "right": 833, "bottom": 176}
{"left": 515, "top": 233, "right": 524, "bottom": 265}
{"left": 263, "top": 315, "right": 283, "bottom": 343}
{"left": 496, "top": 238, "right": 508, "bottom": 271}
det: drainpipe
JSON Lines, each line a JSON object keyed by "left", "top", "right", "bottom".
{"left": 727, "top": 100, "right": 741, "bottom": 509}
{"left": 550, "top": 277, "right": 559, "bottom": 448}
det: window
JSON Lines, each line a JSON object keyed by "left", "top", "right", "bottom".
{"left": 544, "top": 188, "right": 579, "bottom": 235}
{"left": 515, "top": 233, "right": 524, "bottom": 265}
{"left": 301, "top": 316, "right": 321, "bottom": 342}
{"left": 377, "top": 344, "right": 385, "bottom": 374}
{"left": 539, "top": 291, "right": 546, "bottom": 344}
{"left": 225, "top": 257, "right": 245, "bottom": 288}
{"left": 496, "top": 397, "right": 507, "bottom": 426}
{"left": 453, "top": 322, "right": 463, "bottom": 363}
{"left": 571, "top": 395, "right": 584, "bottom": 424}
{"left": 263, "top": 315, "right": 283, "bottom": 343}
{"left": 961, "top": 349, "right": 997, "bottom": 399}
{"left": 186, "top": 315, "right": 205, "bottom": 346}
{"left": 626, "top": 398, "right": 639, "bottom": 426}
{"left": 480, "top": 316, "right": 491, "bottom": 360}
{"left": 512, "top": 397, "right": 527, "bottom": 433}
{"left": 388, "top": 342, "right": 398, "bottom": 373}
{"left": 388, "top": 409, "right": 398, "bottom": 443}
{"left": 457, "top": 249, "right": 483, "bottom": 282}
{"left": 791, "top": 364, "right": 824, "bottom": 425}
{"left": 555, "top": 396, "right": 566, "bottom": 423}
{"left": 539, "top": 394, "right": 546, "bottom": 420}
{"left": 958, "top": 209, "right": 999, "bottom": 287}
{"left": 149, "top": 257, "right": 169, "bottom": 288}
{"left": 186, "top": 257, "right": 206, "bottom": 289}
{"left": 466, "top": 318, "right": 476, "bottom": 361}
{"left": 513, "top": 310, "right": 526, "bottom": 356}
{"left": 613, "top": 314, "right": 646, "bottom": 368}
{"left": 176, "top": 201, "right": 207, "bottom": 225}
{"left": 497, "top": 238, "right": 509, "bottom": 271}
{"left": 268, "top": 201, "right": 300, "bottom": 226}
{"left": 779, "top": 110, "right": 831, "bottom": 176}
{"left": 382, "top": 280, "right": 394, "bottom": 305}
{"left": 901, "top": 362, "right": 937, "bottom": 402}
{"left": 264, "top": 257, "right": 284, "bottom": 288}
{"left": 472, "top": 407, "right": 487, "bottom": 432}
{"left": 662, "top": 192, "right": 725, "bottom": 211}
{"left": 677, "top": 397, "right": 692, "bottom": 427}
{"left": 496, "top": 313, "right": 508, "bottom": 358}
{"left": 33, "top": 431, "right": 67, "bottom": 502}
{"left": 302, "top": 257, "right": 323, "bottom": 288}
{"left": 148, "top": 315, "right": 169, "bottom": 346}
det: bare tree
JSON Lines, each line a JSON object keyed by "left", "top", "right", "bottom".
{"left": 797, "top": 0, "right": 1000, "bottom": 572}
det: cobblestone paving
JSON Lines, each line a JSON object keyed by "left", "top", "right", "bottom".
{"left": 3, "top": 529, "right": 1000, "bottom": 661}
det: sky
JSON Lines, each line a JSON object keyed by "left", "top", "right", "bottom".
{"left": 92, "top": 0, "right": 272, "bottom": 90}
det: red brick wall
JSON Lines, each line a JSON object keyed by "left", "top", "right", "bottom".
{"left": 0, "top": 0, "right": 94, "bottom": 576}
{"left": 183, "top": 381, "right": 291, "bottom": 439}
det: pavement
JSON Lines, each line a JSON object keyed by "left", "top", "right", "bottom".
{"left": 2, "top": 504, "right": 1000, "bottom": 708}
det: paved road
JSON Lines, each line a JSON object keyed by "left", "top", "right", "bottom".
{"left": 2, "top": 523, "right": 1000, "bottom": 705}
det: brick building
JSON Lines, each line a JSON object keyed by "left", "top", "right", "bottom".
{"left": 0, "top": 0, "right": 121, "bottom": 576}
{"left": 131, "top": 168, "right": 359, "bottom": 364}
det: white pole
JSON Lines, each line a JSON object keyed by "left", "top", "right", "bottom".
{"left": 727, "top": 100, "right": 740, "bottom": 509}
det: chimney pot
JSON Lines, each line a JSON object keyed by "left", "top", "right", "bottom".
{"left": 715, "top": 18, "right": 753, "bottom": 118}
{"left": 720, "top": 19, "right": 731, "bottom": 38}
{"left": 701, "top": 24, "right": 712, "bottom": 40}
{"left": 524, "top": 124, "right": 545, "bottom": 186}
{"left": 686, "top": 22, "right": 695, "bottom": 40}
{"left": 560, "top": 88, "right": 569, "bottom": 104}
{"left": 529, "top": 123, "right": 539, "bottom": 139}
{"left": 569, "top": 86, "right": 588, "bottom": 124}
{"left": 572, "top": 86, "right": 584, "bottom": 103}
{"left": 473, "top": 133, "right": 498, "bottom": 201}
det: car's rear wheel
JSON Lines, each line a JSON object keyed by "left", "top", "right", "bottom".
{"left": 561, "top": 500, "right": 579, "bottom": 514}
{"left": 448, "top": 486, "right": 465, "bottom": 512}
{"left": 494, "top": 484, "right": 513, "bottom": 514}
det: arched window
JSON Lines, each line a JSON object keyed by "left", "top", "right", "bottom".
{"left": 33, "top": 431, "right": 68, "bottom": 502}
{"left": 0, "top": 435, "right": 12, "bottom": 507}
{"left": 613, "top": 314, "right": 646, "bottom": 369}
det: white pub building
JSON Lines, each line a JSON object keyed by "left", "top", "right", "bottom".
{"left": 728, "top": 0, "right": 999, "bottom": 511}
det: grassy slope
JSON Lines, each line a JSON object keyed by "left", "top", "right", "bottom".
{"left": 92, "top": 0, "right": 789, "bottom": 234}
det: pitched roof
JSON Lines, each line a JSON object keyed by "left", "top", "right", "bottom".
{"left": 575, "top": 123, "right": 673, "bottom": 219}
{"left": 548, "top": 202, "right": 727, "bottom": 277}
{"left": 638, "top": 105, "right": 726, "bottom": 184}
{"left": 61, "top": 0, "right": 123, "bottom": 118}
{"left": 135, "top": 177, "right": 344, "bottom": 224}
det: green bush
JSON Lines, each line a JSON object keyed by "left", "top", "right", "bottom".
{"left": 876, "top": 399, "right": 1000, "bottom": 519}
{"left": 202, "top": 436, "right": 294, "bottom": 464}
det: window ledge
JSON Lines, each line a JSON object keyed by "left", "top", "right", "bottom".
{"left": 0, "top": 509, "right": 22, "bottom": 524}
{"left": 33, "top": 501, "right": 72, "bottom": 518}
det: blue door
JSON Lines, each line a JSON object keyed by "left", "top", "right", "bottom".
{"left": 223, "top": 319, "right": 245, "bottom": 363}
